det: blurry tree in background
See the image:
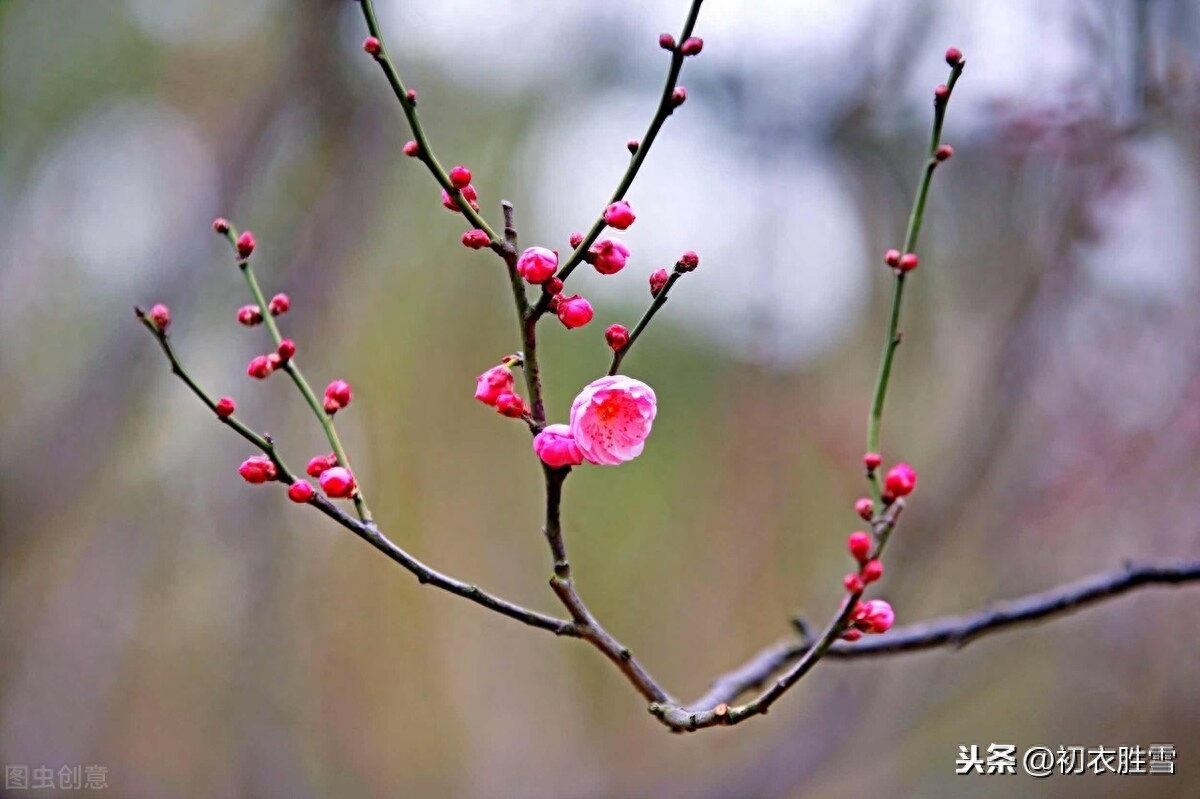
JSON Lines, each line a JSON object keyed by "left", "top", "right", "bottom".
{"left": 1, "top": 0, "right": 1199, "bottom": 797}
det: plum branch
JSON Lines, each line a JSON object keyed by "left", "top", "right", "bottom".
{"left": 132, "top": 6, "right": 1200, "bottom": 738}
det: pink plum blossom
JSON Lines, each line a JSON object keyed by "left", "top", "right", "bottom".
{"left": 532, "top": 424, "right": 584, "bottom": 468}
{"left": 568, "top": 375, "right": 657, "bottom": 465}
{"left": 853, "top": 599, "right": 895, "bottom": 634}
{"left": 603, "top": 200, "right": 636, "bottom": 230}
{"left": 589, "top": 238, "right": 631, "bottom": 275}
{"left": 475, "top": 364, "right": 514, "bottom": 406}
{"left": 556, "top": 295, "right": 594, "bottom": 329}
{"left": 516, "top": 246, "right": 558, "bottom": 284}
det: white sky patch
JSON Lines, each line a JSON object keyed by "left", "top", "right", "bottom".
{"left": 524, "top": 92, "right": 868, "bottom": 366}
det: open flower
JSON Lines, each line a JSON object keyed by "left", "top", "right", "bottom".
{"left": 532, "top": 424, "right": 584, "bottom": 468}
{"left": 568, "top": 375, "right": 656, "bottom": 465}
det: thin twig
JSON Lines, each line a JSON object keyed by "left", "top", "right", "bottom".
{"left": 608, "top": 270, "right": 688, "bottom": 375}
{"left": 218, "top": 225, "right": 373, "bottom": 524}
{"left": 530, "top": 0, "right": 705, "bottom": 318}
{"left": 668, "top": 558, "right": 1200, "bottom": 725}
{"left": 357, "top": 0, "right": 504, "bottom": 251}
{"left": 866, "top": 58, "right": 965, "bottom": 502}
{"left": 137, "top": 314, "right": 576, "bottom": 636}
{"left": 542, "top": 469, "right": 673, "bottom": 703}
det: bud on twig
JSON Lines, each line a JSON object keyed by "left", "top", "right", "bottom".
{"left": 605, "top": 324, "right": 630, "bottom": 351}
{"left": 236, "top": 231, "right": 256, "bottom": 259}
{"left": 649, "top": 268, "right": 669, "bottom": 296}
{"left": 148, "top": 304, "right": 171, "bottom": 332}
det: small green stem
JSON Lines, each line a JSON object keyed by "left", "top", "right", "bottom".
{"left": 865, "top": 60, "right": 964, "bottom": 502}
{"left": 358, "top": 0, "right": 502, "bottom": 249}
{"left": 531, "top": 0, "right": 705, "bottom": 317}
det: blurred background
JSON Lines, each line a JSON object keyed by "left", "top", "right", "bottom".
{"left": 2, "top": 0, "right": 1199, "bottom": 796}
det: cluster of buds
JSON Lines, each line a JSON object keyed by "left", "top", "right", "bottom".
{"left": 305, "top": 453, "right": 357, "bottom": 499}
{"left": 838, "top": 460, "right": 919, "bottom": 639}
{"left": 883, "top": 249, "right": 919, "bottom": 273}
{"left": 842, "top": 530, "right": 884, "bottom": 594}
{"left": 474, "top": 359, "right": 527, "bottom": 419}
{"left": 246, "top": 339, "right": 295, "bottom": 380}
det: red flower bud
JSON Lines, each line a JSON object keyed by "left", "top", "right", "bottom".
{"left": 544, "top": 277, "right": 563, "bottom": 296}
{"left": 462, "top": 229, "right": 491, "bottom": 249}
{"left": 441, "top": 184, "right": 480, "bottom": 213}
{"left": 603, "top": 200, "right": 636, "bottom": 230}
{"left": 605, "top": 324, "right": 630, "bottom": 351}
{"left": 247, "top": 354, "right": 274, "bottom": 379}
{"left": 863, "top": 452, "right": 882, "bottom": 470}
{"left": 843, "top": 573, "right": 865, "bottom": 593}
{"left": 215, "top": 397, "right": 236, "bottom": 418}
{"left": 363, "top": 36, "right": 381, "bottom": 56}
{"left": 569, "top": 232, "right": 584, "bottom": 249}
{"left": 236, "top": 231, "right": 255, "bottom": 259}
{"left": 238, "top": 455, "right": 276, "bottom": 484}
{"left": 935, "top": 144, "right": 954, "bottom": 162}
{"left": 237, "top": 305, "right": 263, "bottom": 326}
{"left": 649, "top": 268, "right": 669, "bottom": 296}
{"left": 319, "top": 466, "right": 356, "bottom": 499}
{"left": 324, "top": 379, "right": 353, "bottom": 410}
{"left": 841, "top": 629, "right": 863, "bottom": 642}
{"left": 680, "top": 37, "right": 703, "bottom": 56}
{"left": 148, "top": 303, "right": 171, "bottom": 332}
{"left": 449, "top": 166, "right": 472, "bottom": 189}
{"left": 268, "top": 293, "right": 290, "bottom": 316}
{"left": 406, "top": 89, "right": 417, "bottom": 103}
{"left": 626, "top": 139, "right": 639, "bottom": 155}
{"left": 403, "top": 140, "right": 419, "bottom": 157}
{"left": 884, "top": 249, "right": 901, "bottom": 268}
{"left": 934, "top": 84, "right": 950, "bottom": 102}
{"left": 288, "top": 480, "right": 315, "bottom": 503}
{"left": 945, "top": 47, "right": 963, "bottom": 67}
{"left": 659, "top": 33, "right": 676, "bottom": 50}
{"left": 556, "top": 295, "right": 594, "bottom": 329}
{"left": 676, "top": 250, "right": 699, "bottom": 272}
{"left": 277, "top": 339, "right": 296, "bottom": 361}
{"left": 670, "top": 87, "right": 688, "bottom": 108}
{"left": 212, "top": 217, "right": 230, "bottom": 234}
{"left": 862, "top": 559, "right": 884, "bottom": 583}
{"left": 854, "top": 497, "right": 874, "bottom": 521}
{"left": 306, "top": 455, "right": 333, "bottom": 478}
{"left": 847, "top": 531, "right": 872, "bottom": 563}
{"left": 495, "top": 392, "right": 526, "bottom": 418}
{"left": 884, "top": 463, "right": 918, "bottom": 497}
{"left": 898, "top": 253, "right": 919, "bottom": 272}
